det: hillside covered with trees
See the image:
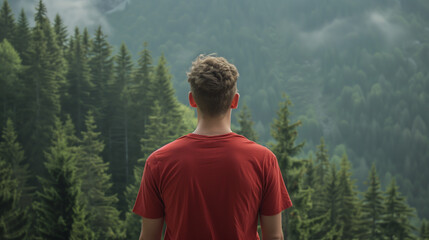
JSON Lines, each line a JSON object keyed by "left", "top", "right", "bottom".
{"left": 0, "top": 0, "right": 428, "bottom": 239}
{"left": 106, "top": 0, "right": 429, "bottom": 220}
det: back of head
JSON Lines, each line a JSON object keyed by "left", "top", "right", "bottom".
{"left": 187, "top": 54, "right": 239, "bottom": 117}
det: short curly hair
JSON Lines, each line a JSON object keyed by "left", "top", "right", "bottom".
{"left": 187, "top": 54, "right": 239, "bottom": 116}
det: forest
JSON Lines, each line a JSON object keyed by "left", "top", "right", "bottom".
{"left": 1, "top": 0, "right": 429, "bottom": 239}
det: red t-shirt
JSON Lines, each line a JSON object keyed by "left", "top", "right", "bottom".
{"left": 133, "top": 132, "right": 292, "bottom": 240}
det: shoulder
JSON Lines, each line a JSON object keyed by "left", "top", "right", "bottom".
{"left": 233, "top": 134, "right": 278, "bottom": 163}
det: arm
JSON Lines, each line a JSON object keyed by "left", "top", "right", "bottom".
{"left": 260, "top": 213, "right": 284, "bottom": 240}
{"left": 139, "top": 217, "right": 164, "bottom": 240}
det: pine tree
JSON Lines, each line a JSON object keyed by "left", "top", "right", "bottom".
{"left": 337, "top": 154, "right": 361, "bottom": 239}
{"left": 77, "top": 111, "right": 124, "bottom": 239}
{"left": 236, "top": 102, "right": 258, "bottom": 141}
{"left": 270, "top": 94, "right": 305, "bottom": 239}
{"left": 361, "top": 164, "right": 385, "bottom": 240}
{"left": 53, "top": 14, "right": 68, "bottom": 53}
{"left": 0, "top": 39, "right": 21, "bottom": 128}
{"left": 0, "top": 0, "right": 15, "bottom": 42}
{"left": 318, "top": 164, "right": 343, "bottom": 239}
{"left": 132, "top": 41, "right": 153, "bottom": 124}
{"left": 129, "top": 42, "right": 154, "bottom": 175}
{"left": 421, "top": 220, "right": 429, "bottom": 240}
{"left": 270, "top": 94, "right": 305, "bottom": 194}
{"left": 304, "top": 155, "right": 316, "bottom": 189}
{"left": 0, "top": 159, "right": 28, "bottom": 240}
{"left": 382, "top": 178, "right": 416, "bottom": 239}
{"left": 33, "top": 117, "right": 93, "bottom": 239}
{"left": 13, "top": 9, "right": 31, "bottom": 64}
{"left": 108, "top": 42, "right": 134, "bottom": 200}
{"left": 315, "top": 137, "right": 330, "bottom": 186}
{"left": 125, "top": 102, "right": 175, "bottom": 240}
{"left": 0, "top": 119, "right": 32, "bottom": 207}
{"left": 88, "top": 26, "right": 113, "bottom": 125}
{"left": 152, "top": 54, "right": 185, "bottom": 137}
{"left": 34, "top": 0, "right": 47, "bottom": 26}
{"left": 64, "top": 27, "right": 93, "bottom": 133}
{"left": 18, "top": 11, "right": 61, "bottom": 175}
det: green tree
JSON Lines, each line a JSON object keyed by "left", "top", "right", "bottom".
{"left": 337, "top": 154, "right": 361, "bottom": 239}
{"left": 13, "top": 9, "right": 31, "bottom": 64}
{"left": 19, "top": 24, "right": 61, "bottom": 175}
{"left": 64, "top": 27, "right": 93, "bottom": 133}
{"left": 382, "top": 178, "right": 416, "bottom": 240}
{"left": 421, "top": 220, "right": 429, "bottom": 240}
{"left": 236, "top": 102, "right": 258, "bottom": 141}
{"left": 132, "top": 41, "right": 153, "bottom": 123}
{"left": 315, "top": 137, "right": 330, "bottom": 186}
{"left": 152, "top": 54, "right": 185, "bottom": 137}
{"left": 77, "top": 111, "right": 124, "bottom": 239}
{"left": 88, "top": 26, "right": 113, "bottom": 126}
{"left": 361, "top": 164, "right": 385, "bottom": 240}
{"left": 108, "top": 42, "right": 134, "bottom": 199}
{"left": 124, "top": 102, "right": 175, "bottom": 240}
{"left": 33, "top": 118, "right": 93, "bottom": 239}
{"left": 270, "top": 94, "right": 305, "bottom": 239}
{"left": 0, "top": 0, "right": 15, "bottom": 42}
{"left": 0, "top": 160, "right": 28, "bottom": 240}
{"left": 53, "top": 14, "right": 68, "bottom": 53}
{"left": 0, "top": 39, "right": 21, "bottom": 128}
{"left": 0, "top": 119, "right": 32, "bottom": 207}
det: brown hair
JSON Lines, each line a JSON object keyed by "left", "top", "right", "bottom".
{"left": 187, "top": 54, "right": 239, "bottom": 116}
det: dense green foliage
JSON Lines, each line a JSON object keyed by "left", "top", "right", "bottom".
{"left": 0, "top": 0, "right": 426, "bottom": 239}
{"left": 107, "top": 0, "right": 429, "bottom": 219}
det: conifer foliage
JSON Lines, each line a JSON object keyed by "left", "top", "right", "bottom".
{"left": 0, "top": 1, "right": 423, "bottom": 239}
{"left": 33, "top": 118, "right": 93, "bottom": 239}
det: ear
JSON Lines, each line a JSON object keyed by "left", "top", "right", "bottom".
{"left": 188, "top": 91, "right": 197, "bottom": 108}
{"left": 230, "top": 93, "right": 240, "bottom": 109}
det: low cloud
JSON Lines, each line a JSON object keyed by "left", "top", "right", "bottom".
{"left": 16, "top": 0, "right": 110, "bottom": 34}
{"left": 299, "top": 10, "right": 404, "bottom": 50}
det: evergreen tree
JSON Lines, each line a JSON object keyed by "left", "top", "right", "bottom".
{"left": 0, "top": 0, "right": 15, "bottom": 42}
{"left": 315, "top": 137, "right": 330, "bottom": 186}
{"left": 19, "top": 20, "right": 61, "bottom": 176}
{"left": 270, "top": 94, "right": 305, "bottom": 239}
{"left": 64, "top": 27, "right": 93, "bottom": 133}
{"left": 132, "top": 42, "right": 153, "bottom": 124}
{"left": 53, "top": 14, "right": 68, "bottom": 53}
{"left": 82, "top": 28, "right": 90, "bottom": 55}
{"left": 0, "top": 159, "right": 28, "bottom": 240}
{"left": 88, "top": 26, "right": 113, "bottom": 125}
{"left": 270, "top": 94, "right": 305, "bottom": 194}
{"left": 382, "top": 178, "right": 416, "bottom": 239}
{"left": 125, "top": 102, "right": 174, "bottom": 240}
{"left": 0, "top": 39, "right": 21, "bottom": 128}
{"left": 34, "top": 0, "right": 47, "bottom": 26}
{"left": 152, "top": 54, "right": 185, "bottom": 137}
{"left": 236, "top": 102, "right": 258, "bottom": 141}
{"left": 0, "top": 119, "right": 32, "bottom": 207}
{"left": 317, "top": 164, "right": 343, "bottom": 239}
{"left": 129, "top": 42, "right": 153, "bottom": 175}
{"left": 304, "top": 155, "right": 316, "bottom": 189}
{"left": 13, "top": 9, "right": 30, "bottom": 64}
{"left": 108, "top": 42, "right": 134, "bottom": 199}
{"left": 361, "top": 164, "right": 385, "bottom": 240}
{"left": 77, "top": 111, "right": 124, "bottom": 239}
{"left": 421, "top": 220, "right": 429, "bottom": 240}
{"left": 33, "top": 118, "right": 93, "bottom": 240}
{"left": 337, "top": 154, "right": 361, "bottom": 239}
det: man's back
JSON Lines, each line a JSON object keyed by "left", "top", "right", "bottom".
{"left": 133, "top": 132, "right": 292, "bottom": 240}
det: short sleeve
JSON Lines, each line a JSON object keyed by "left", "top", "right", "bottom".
{"left": 259, "top": 153, "right": 293, "bottom": 216}
{"left": 132, "top": 154, "right": 164, "bottom": 218}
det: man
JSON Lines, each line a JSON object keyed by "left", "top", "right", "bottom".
{"left": 133, "top": 55, "right": 292, "bottom": 240}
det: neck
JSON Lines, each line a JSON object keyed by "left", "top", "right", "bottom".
{"left": 193, "top": 109, "right": 232, "bottom": 136}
